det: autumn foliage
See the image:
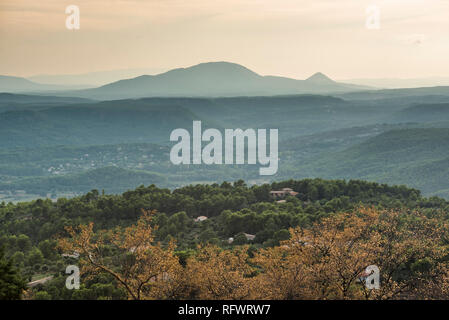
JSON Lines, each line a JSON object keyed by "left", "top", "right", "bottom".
{"left": 58, "top": 207, "right": 449, "bottom": 300}
{"left": 59, "top": 210, "right": 181, "bottom": 300}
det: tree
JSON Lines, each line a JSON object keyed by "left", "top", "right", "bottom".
{"left": 0, "top": 246, "right": 26, "bottom": 300}
{"left": 34, "top": 291, "right": 52, "bottom": 300}
{"left": 38, "top": 240, "right": 57, "bottom": 260}
{"left": 252, "top": 207, "right": 449, "bottom": 300}
{"left": 26, "top": 248, "right": 44, "bottom": 266}
{"left": 17, "top": 234, "right": 31, "bottom": 252}
{"left": 233, "top": 233, "right": 248, "bottom": 245}
{"left": 185, "top": 245, "right": 253, "bottom": 299}
{"left": 58, "top": 210, "right": 183, "bottom": 300}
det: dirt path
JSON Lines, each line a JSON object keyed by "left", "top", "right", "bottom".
{"left": 27, "top": 276, "right": 54, "bottom": 287}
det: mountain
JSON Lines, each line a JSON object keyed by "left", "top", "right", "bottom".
{"left": 0, "top": 75, "right": 89, "bottom": 93}
{"left": 65, "top": 62, "right": 370, "bottom": 99}
{"left": 338, "top": 86, "right": 449, "bottom": 100}
{"left": 0, "top": 93, "right": 390, "bottom": 149}
{"left": 298, "top": 128, "right": 449, "bottom": 197}
{"left": 28, "top": 68, "right": 167, "bottom": 87}
{"left": 0, "top": 93, "right": 93, "bottom": 113}
{"left": 342, "top": 77, "right": 449, "bottom": 89}
{"left": 0, "top": 75, "right": 56, "bottom": 92}
{"left": 0, "top": 99, "right": 207, "bottom": 147}
{"left": 2, "top": 91, "right": 449, "bottom": 199}
{"left": 306, "top": 72, "right": 336, "bottom": 84}
{"left": 395, "top": 103, "right": 449, "bottom": 122}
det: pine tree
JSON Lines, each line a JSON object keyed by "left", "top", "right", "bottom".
{"left": 0, "top": 246, "right": 26, "bottom": 300}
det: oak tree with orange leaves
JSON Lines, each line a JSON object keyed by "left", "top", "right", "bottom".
{"left": 185, "top": 244, "right": 253, "bottom": 300}
{"left": 59, "top": 207, "right": 449, "bottom": 300}
{"left": 58, "top": 210, "right": 183, "bottom": 300}
{"left": 252, "top": 207, "right": 449, "bottom": 300}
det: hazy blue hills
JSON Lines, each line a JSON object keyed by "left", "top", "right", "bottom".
{"left": 321, "top": 128, "right": 449, "bottom": 169}
{"left": 0, "top": 93, "right": 94, "bottom": 113}
{"left": 0, "top": 75, "right": 58, "bottom": 92}
{"left": 296, "top": 128, "right": 449, "bottom": 197}
{"left": 0, "top": 94, "right": 383, "bottom": 149}
{"left": 70, "top": 62, "right": 369, "bottom": 99}
{"left": 0, "top": 99, "right": 205, "bottom": 147}
{"left": 5, "top": 63, "right": 449, "bottom": 101}
{"left": 0, "top": 93, "right": 92, "bottom": 104}
{"left": 0, "top": 89, "right": 449, "bottom": 199}
{"left": 0, "top": 166, "right": 166, "bottom": 195}
{"left": 338, "top": 86, "right": 449, "bottom": 100}
{"left": 395, "top": 103, "right": 449, "bottom": 122}
{"left": 0, "top": 76, "right": 89, "bottom": 93}
{"left": 28, "top": 68, "right": 166, "bottom": 86}
{"left": 342, "top": 76, "right": 449, "bottom": 89}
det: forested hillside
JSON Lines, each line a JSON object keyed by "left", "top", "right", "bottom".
{"left": 0, "top": 101, "right": 204, "bottom": 147}
{"left": 297, "top": 128, "right": 449, "bottom": 197}
{"left": 1, "top": 179, "right": 448, "bottom": 300}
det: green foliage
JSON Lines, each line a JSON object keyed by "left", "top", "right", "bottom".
{"left": 0, "top": 178, "right": 447, "bottom": 299}
{"left": 34, "top": 291, "right": 52, "bottom": 300}
{"left": 0, "top": 246, "right": 26, "bottom": 300}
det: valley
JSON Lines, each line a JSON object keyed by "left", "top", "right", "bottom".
{"left": 1, "top": 62, "right": 449, "bottom": 201}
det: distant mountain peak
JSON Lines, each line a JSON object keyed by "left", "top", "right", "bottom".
{"left": 164, "top": 61, "right": 260, "bottom": 78}
{"left": 306, "top": 72, "right": 335, "bottom": 83}
{"left": 189, "top": 61, "right": 252, "bottom": 70}
{"left": 73, "top": 63, "right": 367, "bottom": 99}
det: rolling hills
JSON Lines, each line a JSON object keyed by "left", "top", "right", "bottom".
{"left": 296, "top": 128, "right": 449, "bottom": 197}
{"left": 0, "top": 75, "right": 89, "bottom": 93}
{"left": 0, "top": 166, "right": 166, "bottom": 196}
{"left": 0, "top": 88, "right": 448, "bottom": 199}
{"left": 0, "top": 99, "right": 206, "bottom": 147}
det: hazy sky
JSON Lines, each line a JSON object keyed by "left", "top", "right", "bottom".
{"left": 1, "top": 0, "right": 449, "bottom": 79}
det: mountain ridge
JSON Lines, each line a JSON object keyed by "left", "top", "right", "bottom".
{"left": 57, "top": 61, "right": 370, "bottom": 99}
{"left": 0, "top": 75, "right": 91, "bottom": 93}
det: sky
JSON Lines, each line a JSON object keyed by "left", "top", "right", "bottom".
{"left": 1, "top": 0, "right": 449, "bottom": 80}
